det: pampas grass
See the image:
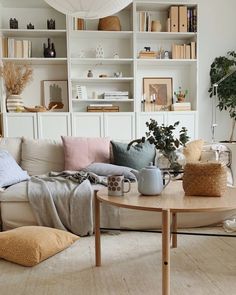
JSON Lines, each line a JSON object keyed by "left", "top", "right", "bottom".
{"left": 0, "top": 62, "right": 33, "bottom": 95}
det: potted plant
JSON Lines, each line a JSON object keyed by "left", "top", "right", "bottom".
{"left": 209, "top": 50, "right": 236, "bottom": 142}
{"left": 0, "top": 62, "right": 33, "bottom": 112}
{"left": 174, "top": 86, "right": 188, "bottom": 102}
{"left": 128, "top": 119, "right": 189, "bottom": 171}
{"left": 209, "top": 50, "right": 236, "bottom": 185}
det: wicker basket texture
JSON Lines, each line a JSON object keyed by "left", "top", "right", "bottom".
{"left": 182, "top": 162, "right": 227, "bottom": 197}
{"left": 98, "top": 16, "right": 121, "bottom": 31}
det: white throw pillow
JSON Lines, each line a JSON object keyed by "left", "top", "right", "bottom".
{"left": 0, "top": 150, "right": 29, "bottom": 188}
{"left": 21, "top": 138, "right": 64, "bottom": 176}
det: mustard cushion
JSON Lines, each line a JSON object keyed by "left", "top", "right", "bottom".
{"left": 0, "top": 226, "right": 79, "bottom": 266}
{"left": 183, "top": 139, "right": 204, "bottom": 163}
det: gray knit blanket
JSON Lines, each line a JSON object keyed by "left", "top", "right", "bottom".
{"left": 27, "top": 171, "right": 119, "bottom": 236}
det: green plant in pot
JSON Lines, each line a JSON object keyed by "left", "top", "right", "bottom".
{"left": 128, "top": 119, "right": 189, "bottom": 171}
{"left": 209, "top": 50, "right": 236, "bottom": 142}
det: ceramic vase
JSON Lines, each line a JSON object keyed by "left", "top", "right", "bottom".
{"left": 7, "top": 94, "right": 24, "bottom": 112}
{"left": 151, "top": 20, "right": 162, "bottom": 32}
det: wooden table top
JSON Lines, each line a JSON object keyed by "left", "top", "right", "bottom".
{"left": 97, "top": 181, "right": 236, "bottom": 213}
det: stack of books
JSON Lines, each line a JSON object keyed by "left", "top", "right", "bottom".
{"left": 103, "top": 91, "right": 129, "bottom": 100}
{"left": 87, "top": 104, "right": 119, "bottom": 112}
{"left": 172, "top": 42, "right": 196, "bottom": 59}
{"left": 171, "top": 102, "right": 191, "bottom": 111}
{"left": 138, "top": 50, "right": 157, "bottom": 59}
{"left": 0, "top": 37, "right": 32, "bottom": 58}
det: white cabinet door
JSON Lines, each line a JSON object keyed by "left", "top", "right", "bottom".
{"left": 72, "top": 113, "right": 104, "bottom": 137}
{"left": 136, "top": 112, "right": 166, "bottom": 138}
{"left": 104, "top": 112, "right": 135, "bottom": 141}
{"left": 166, "top": 111, "right": 197, "bottom": 140}
{"left": 37, "top": 113, "right": 71, "bottom": 140}
{"left": 2, "top": 113, "right": 38, "bottom": 138}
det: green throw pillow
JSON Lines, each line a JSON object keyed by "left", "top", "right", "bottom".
{"left": 111, "top": 141, "right": 156, "bottom": 170}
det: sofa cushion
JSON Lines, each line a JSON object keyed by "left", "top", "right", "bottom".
{"left": 0, "top": 226, "right": 79, "bottom": 266}
{"left": 21, "top": 138, "right": 64, "bottom": 176}
{"left": 111, "top": 141, "right": 156, "bottom": 170}
{"left": 0, "top": 150, "right": 29, "bottom": 189}
{"left": 62, "top": 136, "right": 110, "bottom": 170}
{"left": 0, "top": 137, "right": 22, "bottom": 164}
{"left": 183, "top": 139, "right": 204, "bottom": 162}
{"left": 0, "top": 181, "right": 28, "bottom": 202}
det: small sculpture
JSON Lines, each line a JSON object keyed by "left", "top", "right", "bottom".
{"left": 43, "top": 38, "right": 56, "bottom": 58}
{"left": 27, "top": 23, "right": 34, "bottom": 29}
{"left": 144, "top": 46, "right": 151, "bottom": 52}
{"left": 9, "top": 18, "right": 18, "bottom": 29}
{"left": 87, "top": 70, "right": 93, "bottom": 78}
{"left": 47, "top": 19, "right": 55, "bottom": 30}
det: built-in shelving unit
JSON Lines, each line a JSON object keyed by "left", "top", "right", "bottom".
{"left": 0, "top": 0, "right": 198, "bottom": 141}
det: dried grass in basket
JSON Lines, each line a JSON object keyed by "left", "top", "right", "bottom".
{"left": 182, "top": 162, "right": 227, "bottom": 197}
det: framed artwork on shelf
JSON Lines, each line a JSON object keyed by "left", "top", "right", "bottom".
{"left": 43, "top": 80, "right": 68, "bottom": 112}
{"left": 143, "top": 77, "right": 173, "bottom": 111}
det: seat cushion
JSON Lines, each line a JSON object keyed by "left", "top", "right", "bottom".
{"left": 183, "top": 139, "right": 204, "bottom": 162}
{"left": 21, "top": 138, "right": 64, "bottom": 176}
{"left": 0, "top": 226, "right": 79, "bottom": 266}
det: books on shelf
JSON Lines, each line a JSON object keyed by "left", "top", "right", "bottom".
{"left": 87, "top": 104, "right": 119, "bottom": 112}
{"left": 0, "top": 37, "right": 32, "bottom": 58}
{"left": 139, "top": 11, "right": 152, "bottom": 32}
{"left": 171, "top": 102, "right": 191, "bottom": 111}
{"left": 169, "top": 5, "right": 197, "bottom": 32}
{"left": 103, "top": 91, "right": 129, "bottom": 100}
{"left": 138, "top": 50, "right": 157, "bottom": 59}
{"left": 73, "top": 18, "right": 85, "bottom": 30}
{"left": 172, "top": 42, "right": 196, "bottom": 59}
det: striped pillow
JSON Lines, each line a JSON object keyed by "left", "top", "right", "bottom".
{"left": 0, "top": 149, "right": 29, "bottom": 188}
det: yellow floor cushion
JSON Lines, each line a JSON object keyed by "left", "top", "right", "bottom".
{"left": 0, "top": 226, "right": 79, "bottom": 266}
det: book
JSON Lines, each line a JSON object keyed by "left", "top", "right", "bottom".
{"left": 179, "top": 6, "right": 187, "bottom": 32}
{"left": 171, "top": 102, "right": 191, "bottom": 111}
{"left": 139, "top": 11, "right": 146, "bottom": 31}
{"left": 22, "top": 40, "right": 29, "bottom": 58}
{"left": 169, "top": 6, "right": 178, "bottom": 32}
{"left": 190, "top": 41, "right": 196, "bottom": 59}
{"left": 15, "top": 40, "right": 23, "bottom": 58}
{"left": 8, "top": 38, "right": 14, "bottom": 58}
{"left": 77, "top": 18, "right": 85, "bottom": 30}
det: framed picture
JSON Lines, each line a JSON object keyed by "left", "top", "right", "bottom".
{"left": 43, "top": 80, "right": 68, "bottom": 112}
{"left": 143, "top": 77, "right": 173, "bottom": 111}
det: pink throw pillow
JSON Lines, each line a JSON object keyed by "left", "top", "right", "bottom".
{"left": 61, "top": 136, "right": 111, "bottom": 171}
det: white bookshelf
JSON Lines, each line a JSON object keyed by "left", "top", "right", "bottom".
{"left": 0, "top": 0, "right": 199, "bottom": 140}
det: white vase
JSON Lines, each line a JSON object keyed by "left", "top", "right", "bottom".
{"left": 6, "top": 95, "right": 24, "bottom": 112}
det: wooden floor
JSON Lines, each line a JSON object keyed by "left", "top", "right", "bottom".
{"left": 0, "top": 229, "right": 236, "bottom": 295}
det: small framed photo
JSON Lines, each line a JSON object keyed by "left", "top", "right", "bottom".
{"left": 43, "top": 80, "right": 68, "bottom": 112}
{"left": 143, "top": 77, "right": 173, "bottom": 111}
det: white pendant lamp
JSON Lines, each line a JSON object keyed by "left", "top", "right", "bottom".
{"left": 44, "top": 0, "right": 133, "bottom": 19}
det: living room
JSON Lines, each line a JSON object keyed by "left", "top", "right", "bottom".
{"left": 0, "top": 0, "right": 236, "bottom": 294}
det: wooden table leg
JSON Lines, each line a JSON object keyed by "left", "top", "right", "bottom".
{"left": 172, "top": 212, "right": 177, "bottom": 248}
{"left": 95, "top": 191, "right": 101, "bottom": 267}
{"left": 162, "top": 209, "right": 170, "bottom": 295}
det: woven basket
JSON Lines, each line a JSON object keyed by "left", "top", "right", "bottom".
{"left": 98, "top": 16, "right": 121, "bottom": 31}
{"left": 182, "top": 162, "right": 227, "bottom": 197}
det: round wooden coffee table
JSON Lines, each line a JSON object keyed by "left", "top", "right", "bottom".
{"left": 95, "top": 181, "right": 236, "bottom": 295}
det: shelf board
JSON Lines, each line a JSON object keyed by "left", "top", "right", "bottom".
{"left": 136, "top": 32, "right": 197, "bottom": 40}
{"left": 136, "top": 58, "right": 197, "bottom": 66}
{"left": 70, "top": 30, "right": 133, "bottom": 39}
{"left": 72, "top": 99, "right": 134, "bottom": 102}
{"left": 1, "top": 57, "right": 67, "bottom": 65}
{"left": 0, "top": 29, "right": 66, "bottom": 38}
{"left": 71, "top": 78, "right": 134, "bottom": 83}
{"left": 70, "top": 58, "right": 133, "bottom": 65}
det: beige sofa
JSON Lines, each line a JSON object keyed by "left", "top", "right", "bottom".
{"left": 0, "top": 137, "right": 235, "bottom": 231}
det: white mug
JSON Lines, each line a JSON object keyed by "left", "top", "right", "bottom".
{"left": 107, "top": 175, "right": 131, "bottom": 196}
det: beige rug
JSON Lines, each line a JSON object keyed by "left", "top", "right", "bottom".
{"left": 0, "top": 230, "right": 236, "bottom": 295}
